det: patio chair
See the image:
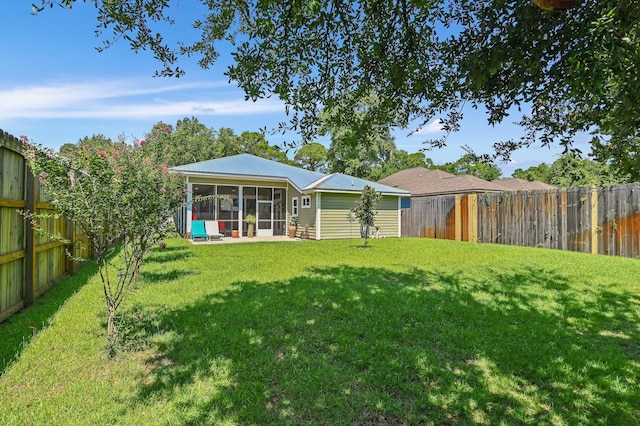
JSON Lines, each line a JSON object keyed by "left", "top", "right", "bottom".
{"left": 218, "top": 220, "right": 227, "bottom": 236}
{"left": 204, "top": 220, "right": 224, "bottom": 240}
{"left": 190, "top": 220, "right": 209, "bottom": 241}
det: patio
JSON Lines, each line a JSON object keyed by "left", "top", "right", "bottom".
{"left": 189, "top": 235, "right": 306, "bottom": 244}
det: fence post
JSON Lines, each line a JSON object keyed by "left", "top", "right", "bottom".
{"left": 24, "top": 167, "right": 37, "bottom": 306}
{"left": 455, "top": 194, "right": 462, "bottom": 241}
{"left": 591, "top": 186, "right": 599, "bottom": 255}
{"left": 468, "top": 194, "right": 478, "bottom": 243}
{"left": 65, "top": 219, "right": 75, "bottom": 273}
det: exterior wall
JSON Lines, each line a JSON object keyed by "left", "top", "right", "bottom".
{"left": 318, "top": 193, "right": 400, "bottom": 240}
{"left": 374, "top": 196, "right": 402, "bottom": 238}
{"left": 297, "top": 193, "right": 317, "bottom": 239}
{"left": 286, "top": 187, "right": 317, "bottom": 239}
{"left": 184, "top": 176, "right": 291, "bottom": 237}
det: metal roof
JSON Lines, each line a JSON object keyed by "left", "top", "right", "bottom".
{"left": 171, "top": 154, "right": 325, "bottom": 191}
{"left": 171, "top": 154, "right": 409, "bottom": 195}
{"left": 306, "top": 173, "right": 410, "bottom": 195}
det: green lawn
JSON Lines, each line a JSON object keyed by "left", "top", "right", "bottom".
{"left": 1, "top": 237, "right": 639, "bottom": 425}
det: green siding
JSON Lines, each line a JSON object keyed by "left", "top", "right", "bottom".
{"left": 373, "top": 196, "right": 400, "bottom": 238}
{"left": 319, "top": 193, "right": 400, "bottom": 240}
{"left": 297, "top": 194, "right": 317, "bottom": 238}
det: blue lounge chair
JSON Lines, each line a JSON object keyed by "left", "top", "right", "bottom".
{"left": 191, "top": 220, "right": 209, "bottom": 241}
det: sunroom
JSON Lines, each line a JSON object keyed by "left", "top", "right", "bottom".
{"left": 171, "top": 154, "right": 409, "bottom": 241}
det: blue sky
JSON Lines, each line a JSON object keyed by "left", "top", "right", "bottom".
{"left": 0, "top": 2, "right": 589, "bottom": 175}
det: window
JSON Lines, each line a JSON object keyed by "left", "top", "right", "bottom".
{"left": 301, "top": 195, "right": 311, "bottom": 208}
{"left": 292, "top": 197, "right": 299, "bottom": 216}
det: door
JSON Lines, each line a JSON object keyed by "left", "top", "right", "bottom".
{"left": 257, "top": 200, "right": 273, "bottom": 237}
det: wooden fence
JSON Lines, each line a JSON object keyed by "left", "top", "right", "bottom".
{"left": 401, "top": 184, "right": 640, "bottom": 258}
{"left": 0, "top": 130, "right": 90, "bottom": 323}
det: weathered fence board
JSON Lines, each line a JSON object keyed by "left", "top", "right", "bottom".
{"left": 1, "top": 130, "right": 90, "bottom": 323}
{"left": 402, "top": 184, "right": 640, "bottom": 259}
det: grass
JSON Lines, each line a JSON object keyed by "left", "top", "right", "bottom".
{"left": 1, "top": 237, "right": 639, "bottom": 425}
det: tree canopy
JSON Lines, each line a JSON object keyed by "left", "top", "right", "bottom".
{"left": 436, "top": 154, "right": 503, "bottom": 181}
{"left": 35, "top": 0, "right": 639, "bottom": 168}
{"left": 512, "top": 153, "right": 629, "bottom": 187}
{"left": 294, "top": 142, "right": 328, "bottom": 172}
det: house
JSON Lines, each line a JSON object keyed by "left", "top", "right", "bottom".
{"left": 378, "top": 167, "right": 506, "bottom": 197}
{"left": 496, "top": 178, "right": 556, "bottom": 191}
{"left": 171, "top": 154, "right": 410, "bottom": 240}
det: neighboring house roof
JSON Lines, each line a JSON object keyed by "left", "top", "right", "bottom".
{"left": 497, "top": 178, "right": 556, "bottom": 191}
{"left": 378, "top": 167, "right": 505, "bottom": 196}
{"left": 423, "top": 174, "right": 506, "bottom": 196}
{"left": 378, "top": 167, "right": 456, "bottom": 194}
{"left": 171, "top": 154, "right": 409, "bottom": 196}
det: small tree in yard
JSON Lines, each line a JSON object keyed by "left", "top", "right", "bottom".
{"left": 351, "top": 185, "right": 382, "bottom": 247}
{"left": 21, "top": 137, "right": 185, "bottom": 355}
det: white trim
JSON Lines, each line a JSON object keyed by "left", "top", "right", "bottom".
{"left": 257, "top": 200, "right": 274, "bottom": 237}
{"left": 397, "top": 197, "right": 402, "bottom": 237}
{"left": 291, "top": 196, "right": 299, "bottom": 217}
{"left": 238, "top": 186, "right": 244, "bottom": 237}
{"left": 315, "top": 192, "right": 321, "bottom": 240}
{"left": 186, "top": 181, "right": 193, "bottom": 235}
{"left": 304, "top": 173, "right": 335, "bottom": 190}
{"left": 171, "top": 171, "right": 303, "bottom": 192}
{"left": 301, "top": 195, "right": 311, "bottom": 208}
{"left": 312, "top": 189, "right": 409, "bottom": 197}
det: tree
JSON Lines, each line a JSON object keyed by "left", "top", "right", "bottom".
{"left": 22, "top": 137, "right": 185, "bottom": 355}
{"left": 144, "top": 120, "right": 293, "bottom": 166}
{"left": 513, "top": 153, "right": 629, "bottom": 187}
{"left": 323, "top": 93, "right": 398, "bottom": 180}
{"left": 511, "top": 163, "right": 552, "bottom": 183}
{"left": 351, "top": 185, "right": 382, "bottom": 247}
{"left": 237, "top": 131, "right": 291, "bottom": 163}
{"left": 437, "top": 154, "right": 502, "bottom": 181}
{"left": 326, "top": 131, "right": 396, "bottom": 181}
{"left": 378, "top": 150, "right": 435, "bottom": 179}
{"left": 294, "top": 142, "right": 328, "bottom": 172}
{"left": 545, "top": 153, "right": 627, "bottom": 187}
{"left": 591, "top": 136, "right": 640, "bottom": 183}
{"left": 214, "top": 127, "right": 243, "bottom": 158}
{"left": 58, "top": 134, "right": 122, "bottom": 159}
{"left": 35, "top": 1, "right": 640, "bottom": 166}
{"left": 145, "top": 117, "right": 217, "bottom": 167}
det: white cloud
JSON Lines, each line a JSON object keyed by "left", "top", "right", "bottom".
{"left": 414, "top": 119, "right": 444, "bottom": 135}
{"left": 0, "top": 78, "right": 284, "bottom": 119}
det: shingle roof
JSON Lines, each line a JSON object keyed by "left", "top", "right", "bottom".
{"left": 423, "top": 174, "right": 507, "bottom": 195}
{"left": 378, "top": 167, "right": 456, "bottom": 194}
{"left": 378, "top": 167, "right": 505, "bottom": 196}
{"left": 171, "top": 154, "right": 409, "bottom": 195}
{"left": 496, "top": 178, "right": 556, "bottom": 191}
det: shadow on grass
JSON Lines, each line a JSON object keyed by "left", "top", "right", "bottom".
{"left": 126, "top": 266, "right": 640, "bottom": 424}
{"left": 144, "top": 246, "right": 193, "bottom": 264}
{"left": 140, "top": 269, "right": 196, "bottom": 284}
{"left": 0, "top": 261, "right": 99, "bottom": 374}
{"left": 140, "top": 246, "right": 196, "bottom": 284}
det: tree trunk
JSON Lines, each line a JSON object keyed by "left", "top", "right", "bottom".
{"left": 107, "top": 306, "right": 117, "bottom": 348}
